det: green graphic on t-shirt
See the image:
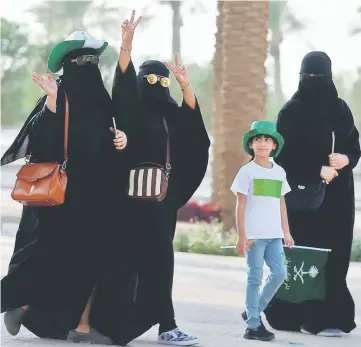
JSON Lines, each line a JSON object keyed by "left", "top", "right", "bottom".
{"left": 253, "top": 179, "right": 282, "bottom": 198}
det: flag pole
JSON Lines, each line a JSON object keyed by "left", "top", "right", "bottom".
{"left": 220, "top": 245, "right": 331, "bottom": 252}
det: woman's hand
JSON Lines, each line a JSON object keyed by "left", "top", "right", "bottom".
{"left": 32, "top": 73, "right": 57, "bottom": 97}
{"left": 320, "top": 166, "right": 338, "bottom": 183}
{"left": 110, "top": 128, "right": 127, "bottom": 150}
{"left": 329, "top": 153, "right": 349, "bottom": 170}
{"left": 164, "top": 54, "right": 190, "bottom": 89}
{"left": 121, "top": 10, "right": 142, "bottom": 48}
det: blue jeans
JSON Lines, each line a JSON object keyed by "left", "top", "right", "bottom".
{"left": 246, "top": 238, "right": 287, "bottom": 329}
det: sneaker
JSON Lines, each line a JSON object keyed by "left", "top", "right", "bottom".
{"left": 243, "top": 325, "right": 275, "bottom": 341}
{"left": 67, "top": 328, "right": 113, "bottom": 345}
{"left": 318, "top": 329, "right": 343, "bottom": 337}
{"left": 241, "top": 310, "right": 265, "bottom": 328}
{"left": 4, "top": 308, "right": 27, "bottom": 336}
{"left": 301, "top": 327, "right": 343, "bottom": 337}
{"left": 158, "top": 328, "right": 198, "bottom": 346}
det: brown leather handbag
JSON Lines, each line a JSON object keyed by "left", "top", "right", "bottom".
{"left": 128, "top": 118, "right": 171, "bottom": 202}
{"left": 11, "top": 94, "right": 69, "bottom": 206}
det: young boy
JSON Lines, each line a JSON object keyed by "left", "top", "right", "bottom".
{"left": 230, "top": 120, "right": 294, "bottom": 341}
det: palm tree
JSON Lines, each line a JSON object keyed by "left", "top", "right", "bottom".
{"left": 158, "top": 0, "right": 206, "bottom": 59}
{"left": 211, "top": 0, "right": 224, "bottom": 205}
{"left": 269, "top": 1, "right": 305, "bottom": 108}
{"left": 212, "top": 0, "right": 269, "bottom": 231}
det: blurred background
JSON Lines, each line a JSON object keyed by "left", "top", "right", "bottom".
{"left": 1, "top": 0, "right": 361, "bottom": 256}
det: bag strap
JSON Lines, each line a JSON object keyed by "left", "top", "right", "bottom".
{"left": 162, "top": 117, "right": 171, "bottom": 171}
{"left": 26, "top": 93, "right": 70, "bottom": 166}
{"left": 63, "top": 92, "right": 69, "bottom": 165}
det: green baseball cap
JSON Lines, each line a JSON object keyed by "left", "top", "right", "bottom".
{"left": 48, "top": 31, "right": 108, "bottom": 73}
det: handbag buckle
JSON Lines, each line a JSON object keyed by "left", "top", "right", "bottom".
{"left": 62, "top": 160, "right": 67, "bottom": 170}
{"left": 298, "top": 185, "right": 305, "bottom": 189}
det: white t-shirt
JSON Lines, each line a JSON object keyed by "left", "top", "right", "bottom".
{"left": 230, "top": 161, "right": 291, "bottom": 239}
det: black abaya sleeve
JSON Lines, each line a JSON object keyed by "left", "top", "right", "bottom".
{"left": 344, "top": 127, "right": 361, "bottom": 170}
{"left": 111, "top": 60, "right": 142, "bottom": 137}
{"left": 337, "top": 101, "right": 361, "bottom": 171}
{"left": 29, "top": 100, "right": 65, "bottom": 163}
{"left": 275, "top": 106, "right": 328, "bottom": 182}
{"left": 1, "top": 95, "right": 46, "bottom": 166}
{"left": 172, "top": 98, "right": 210, "bottom": 208}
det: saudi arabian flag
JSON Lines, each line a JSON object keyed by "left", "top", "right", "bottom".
{"left": 275, "top": 246, "right": 331, "bottom": 304}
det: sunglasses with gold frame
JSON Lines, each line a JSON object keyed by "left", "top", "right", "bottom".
{"left": 143, "top": 74, "right": 170, "bottom": 87}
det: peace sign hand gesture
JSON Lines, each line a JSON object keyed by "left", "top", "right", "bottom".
{"left": 31, "top": 73, "right": 57, "bottom": 97}
{"left": 164, "top": 54, "right": 190, "bottom": 89}
{"left": 121, "top": 10, "right": 143, "bottom": 47}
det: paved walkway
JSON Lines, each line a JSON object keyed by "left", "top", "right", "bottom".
{"left": 1, "top": 230, "right": 361, "bottom": 347}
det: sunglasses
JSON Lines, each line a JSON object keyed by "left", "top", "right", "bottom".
{"left": 144, "top": 74, "right": 170, "bottom": 87}
{"left": 70, "top": 55, "right": 100, "bottom": 66}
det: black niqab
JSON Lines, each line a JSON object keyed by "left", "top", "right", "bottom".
{"left": 289, "top": 51, "right": 353, "bottom": 141}
{"left": 299, "top": 51, "right": 332, "bottom": 77}
{"left": 293, "top": 51, "right": 338, "bottom": 106}
{"left": 60, "top": 48, "right": 113, "bottom": 161}
{"left": 62, "top": 48, "right": 110, "bottom": 104}
{"left": 137, "top": 60, "right": 177, "bottom": 105}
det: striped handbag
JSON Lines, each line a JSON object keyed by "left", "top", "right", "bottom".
{"left": 128, "top": 118, "right": 171, "bottom": 202}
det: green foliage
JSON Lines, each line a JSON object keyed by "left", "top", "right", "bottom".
{"left": 350, "top": 69, "right": 361, "bottom": 130}
{"left": 174, "top": 222, "right": 238, "bottom": 256}
{"left": 351, "top": 239, "right": 361, "bottom": 262}
{"left": 1, "top": 1, "right": 127, "bottom": 126}
{"left": 1, "top": 18, "right": 33, "bottom": 125}
{"left": 174, "top": 222, "right": 361, "bottom": 262}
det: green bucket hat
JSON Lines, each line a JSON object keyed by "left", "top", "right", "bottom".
{"left": 48, "top": 31, "right": 108, "bottom": 73}
{"left": 242, "top": 120, "right": 284, "bottom": 157}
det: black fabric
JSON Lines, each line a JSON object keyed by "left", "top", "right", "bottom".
{"left": 159, "top": 318, "right": 177, "bottom": 334}
{"left": 300, "top": 51, "right": 332, "bottom": 77}
{"left": 137, "top": 60, "right": 177, "bottom": 105}
{"left": 265, "top": 52, "right": 360, "bottom": 334}
{"left": 98, "top": 60, "right": 210, "bottom": 345}
{"left": 1, "top": 49, "right": 130, "bottom": 339}
{"left": 61, "top": 48, "right": 114, "bottom": 161}
{"left": 1, "top": 95, "right": 47, "bottom": 166}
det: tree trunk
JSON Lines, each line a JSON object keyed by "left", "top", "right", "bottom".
{"left": 170, "top": 1, "right": 182, "bottom": 58}
{"left": 270, "top": 30, "right": 284, "bottom": 109}
{"left": 216, "top": 0, "right": 269, "bottom": 231}
{"left": 211, "top": 0, "right": 225, "bottom": 205}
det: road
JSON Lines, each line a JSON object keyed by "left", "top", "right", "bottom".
{"left": 1, "top": 222, "right": 361, "bottom": 346}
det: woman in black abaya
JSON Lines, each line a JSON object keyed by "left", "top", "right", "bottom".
{"left": 1, "top": 32, "right": 129, "bottom": 344}
{"left": 93, "top": 11, "right": 210, "bottom": 346}
{"left": 265, "top": 51, "right": 360, "bottom": 336}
